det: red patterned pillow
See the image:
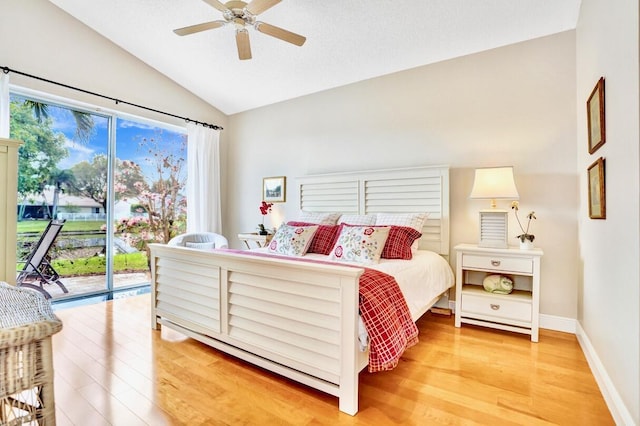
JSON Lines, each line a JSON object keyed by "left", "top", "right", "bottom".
{"left": 381, "top": 226, "right": 423, "bottom": 260}
{"left": 287, "top": 222, "right": 341, "bottom": 255}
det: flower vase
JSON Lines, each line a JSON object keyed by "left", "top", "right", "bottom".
{"left": 519, "top": 240, "right": 534, "bottom": 250}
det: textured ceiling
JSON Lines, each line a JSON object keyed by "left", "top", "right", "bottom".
{"left": 48, "top": 0, "right": 581, "bottom": 115}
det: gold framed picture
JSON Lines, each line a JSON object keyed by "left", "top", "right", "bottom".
{"left": 587, "top": 77, "right": 606, "bottom": 154}
{"left": 263, "top": 176, "right": 286, "bottom": 203}
{"left": 587, "top": 157, "right": 606, "bottom": 219}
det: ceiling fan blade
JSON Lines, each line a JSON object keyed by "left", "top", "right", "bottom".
{"left": 236, "top": 29, "right": 252, "bottom": 60}
{"left": 246, "top": 0, "right": 281, "bottom": 15}
{"left": 255, "top": 22, "right": 306, "bottom": 46}
{"left": 174, "top": 20, "right": 226, "bottom": 36}
{"left": 202, "top": 0, "right": 229, "bottom": 12}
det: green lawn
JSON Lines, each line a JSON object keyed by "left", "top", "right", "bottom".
{"left": 17, "top": 220, "right": 104, "bottom": 233}
{"left": 21, "top": 252, "right": 149, "bottom": 276}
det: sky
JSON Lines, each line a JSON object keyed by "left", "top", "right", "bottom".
{"left": 46, "top": 103, "right": 187, "bottom": 180}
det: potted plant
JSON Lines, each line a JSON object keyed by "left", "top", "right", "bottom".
{"left": 258, "top": 201, "right": 273, "bottom": 235}
{"left": 511, "top": 201, "right": 536, "bottom": 249}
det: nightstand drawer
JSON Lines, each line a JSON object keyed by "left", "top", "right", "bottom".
{"left": 462, "top": 254, "right": 533, "bottom": 274}
{"left": 461, "top": 293, "right": 532, "bottom": 322}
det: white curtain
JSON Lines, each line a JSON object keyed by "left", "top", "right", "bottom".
{"left": 186, "top": 123, "right": 222, "bottom": 233}
{"left": 0, "top": 72, "right": 9, "bottom": 138}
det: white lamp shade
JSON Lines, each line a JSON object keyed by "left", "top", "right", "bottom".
{"left": 470, "top": 166, "right": 519, "bottom": 248}
{"left": 469, "top": 167, "right": 520, "bottom": 200}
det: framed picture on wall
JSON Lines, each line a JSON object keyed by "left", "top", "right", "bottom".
{"left": 263, "top": 176, "right": 286, "bottom": 203}
{"left": 587, "top": 157, "right": 606, "bottom": 219}
{"left": 587, "top": 77, "right": 606, "bottom": 154}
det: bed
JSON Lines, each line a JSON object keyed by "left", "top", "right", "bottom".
{"left": 149, "top": 165, "right": 453, "bottom": 415}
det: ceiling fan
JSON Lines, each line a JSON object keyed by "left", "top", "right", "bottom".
{"left": 174, "top": 0, "right": 306, "bottom": 60}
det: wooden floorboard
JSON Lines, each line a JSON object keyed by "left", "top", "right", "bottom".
{"left": 51, "top": 295, "right": 614, "bottom": 425}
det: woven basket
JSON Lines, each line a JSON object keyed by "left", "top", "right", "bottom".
{"left": 0, "top": 282, "right": 63, "bottom": 425}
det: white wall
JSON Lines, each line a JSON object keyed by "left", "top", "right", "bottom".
{"left": 228, "top": 31, "right": 579, "bottom": 320}
{"left": 576, "top": 0, "right": 639, "bottom": 423}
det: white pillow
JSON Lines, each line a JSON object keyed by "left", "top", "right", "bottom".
{"left": 329, "top": 225, "right": 391, "bottom": 265}
{"left": 185, "top": 241, "right": 215, "bottom": 250}
{"left": 375, "top": 212, "right": 429, "bottom": 252}
{"left": 337, "top": 214, "right": 377, "bottom": 226}
{"left": 268, "top": 224, "right": 319, "bottom": 257}
{"left": 297, "top": 211, "right": 341, "bottom": 225}
{"left": 375, "top": 212, "right": 428, "bottom": 232}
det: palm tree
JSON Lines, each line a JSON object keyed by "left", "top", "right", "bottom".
{"left": 48, "top": 169, "right": 76, "bottom": 219}
{"left": 23, "top": 99, "right": 95, "bottom": 143}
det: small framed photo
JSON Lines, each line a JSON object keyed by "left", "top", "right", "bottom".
{"left": 263, "top": 176, "right": 286, "bottom": 203}
{"left": 588, "top": 157, "right": 606, "bottom": 219}
{"left": 587, "top": 77, "right": 606, "bottom": 154}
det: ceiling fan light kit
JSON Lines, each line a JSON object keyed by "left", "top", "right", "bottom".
{"left": 174, "top": 0, "right": 306, "bottom": 60}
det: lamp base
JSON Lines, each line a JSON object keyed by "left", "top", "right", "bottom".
{"left": 478, "top": 210, "right": 509, "bottom": 249}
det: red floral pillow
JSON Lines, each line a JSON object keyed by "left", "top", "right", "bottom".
{"left": 287, "top": 221, "right": 341, "bottom": 255}
{"left": 380, "top": 226, "right": 423, "bottom": 260}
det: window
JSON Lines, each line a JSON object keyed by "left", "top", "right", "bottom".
{"left": 9, "top": 93, "right": 187, "bottom": 300}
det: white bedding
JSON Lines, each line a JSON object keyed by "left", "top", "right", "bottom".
{"left": 303, "top": 250, "right": 454, "bottom": 320}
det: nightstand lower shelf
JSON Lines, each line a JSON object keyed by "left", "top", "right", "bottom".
{"left": 459, "top": 285, "right": 534, "bottom": 336}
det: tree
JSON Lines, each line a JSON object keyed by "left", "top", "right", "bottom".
{"left": 66, "top": 154, "right": 146, "bottom": 211}
{"left": 23, "top": 99, "right": 95, "bottom": 143}
{"left": 67, "top": 154, "right": 109, "bottom": 211}
{"left": 48, "top": 168, "right": 76, "bottom": 219}
{"left": 117, "top": 132, "right": 187, "bottom": 245}
{"left": 9, "top": 101, "right": 69, "bottom": 219}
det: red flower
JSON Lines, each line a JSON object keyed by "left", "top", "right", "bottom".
{"left": 334, "top": 246, "right": 343, "bottom": 258}
{"left": 364, "top": 227, "right": 374, "bottom": 235}
{"left": 295, "top": 227, "right": 304, "bottom": 234}
{"left": 259, "top": 201, "right": 273, "bottom": 215}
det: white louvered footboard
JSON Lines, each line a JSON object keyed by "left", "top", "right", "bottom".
{"left": 150, "top": 244, "right": 365, "bottom": 415}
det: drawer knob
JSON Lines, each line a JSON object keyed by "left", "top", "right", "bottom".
{"left": 490, "top": 304, "right": 500, "bottom": 310}
{"left": 491, "top": 260, "right": 501, "bottom": 266}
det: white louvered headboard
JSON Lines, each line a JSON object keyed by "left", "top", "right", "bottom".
{"left": 296, "top": 166, "right": 450, "bottom": 257}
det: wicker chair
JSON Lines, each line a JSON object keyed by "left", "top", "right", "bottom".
{"left": 167, "top": 232, "right": 229, "bottom": 249}
{"left": 0, "top": 282, "right": 62, "bottom": 425}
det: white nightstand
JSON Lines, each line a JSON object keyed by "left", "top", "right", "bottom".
{"left": 454, "top": 243, "right": 543, "bottom": 342}
{"left": 238, "top": 233, "right": 273, "bottom": 249}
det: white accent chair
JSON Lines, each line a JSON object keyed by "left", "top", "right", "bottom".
{"left": 167, "top": 232, "right": 229, "bottom": 250}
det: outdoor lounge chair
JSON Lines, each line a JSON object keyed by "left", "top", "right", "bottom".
{"left": 16, "top": 219, "right": 68, "bottom": 299}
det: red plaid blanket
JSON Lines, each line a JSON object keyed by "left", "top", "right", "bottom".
{"left": 360, "top": 268, "right": 419, "bottom": 372}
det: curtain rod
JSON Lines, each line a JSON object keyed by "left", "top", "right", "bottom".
{"left": 1, "top": 65, "right": 223, "bottom": 131}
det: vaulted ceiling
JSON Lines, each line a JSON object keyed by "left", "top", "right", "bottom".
{"left": 49, "top": 0, "right": 581, "bottom": 115}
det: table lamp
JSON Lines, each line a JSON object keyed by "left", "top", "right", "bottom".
{"left": 469, "top": 166, "right": 519, "bottom": 248}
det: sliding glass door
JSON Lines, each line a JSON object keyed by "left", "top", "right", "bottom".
{"left": 112, "top": 118, "right": 187, "bottom": 291}
{"left": 10, "top": 93, "right": 187, "bottom": 300}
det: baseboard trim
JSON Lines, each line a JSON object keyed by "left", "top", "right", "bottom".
{"left": 575, "top": 322, "right": 635, "bottom": 426}
{"left": 539, "top": 313, "right": 576, "bottom": 333}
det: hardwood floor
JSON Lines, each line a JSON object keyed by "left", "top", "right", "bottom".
{"left": 50, "top": 295, "right": 613, "bottom": 425}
